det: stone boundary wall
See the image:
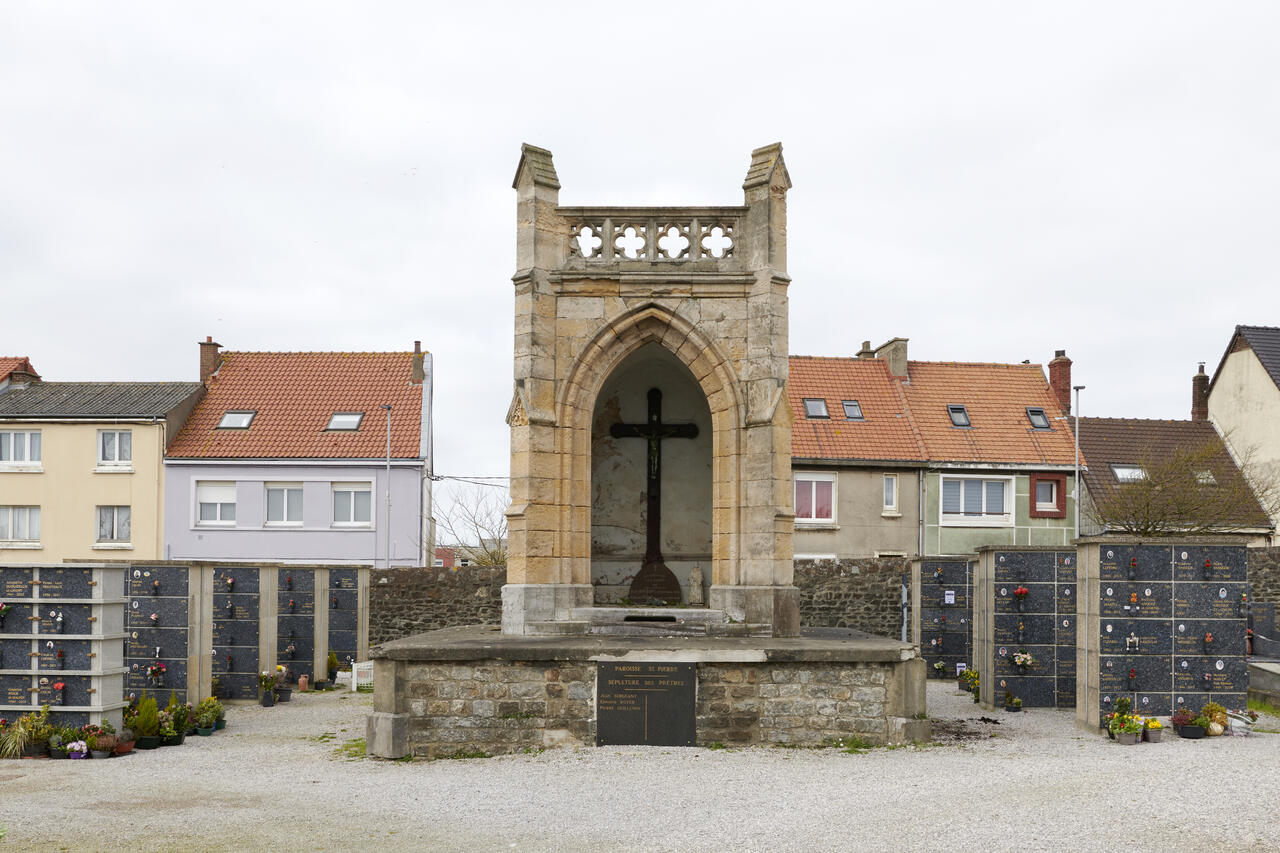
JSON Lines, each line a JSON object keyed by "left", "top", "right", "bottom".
{"left": 794, "top": 557, "right": 911, "bottom": 639}
{"left": 389, "top": 658, "right": 916, "bottom": 758}
{"left": 1249, "top": 547, "right": 1280, "bottom": 605}
{"left": 369, "top": 561, "right": 911, "bottom": 647}
{"left": 369, "top": 566, "right": 504, "bottom": 646}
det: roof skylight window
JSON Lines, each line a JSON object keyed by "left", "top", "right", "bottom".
{"left": 803, "top": 399, "right": 829, "bottom": 418}
{"left": 1111, "top": 464, "right": 1146, "bottom": 483}
{"left": 947, "top": 405, "right": 971, "bottom": 428}
{"left": 1026, "top": 407, "right": 1050, "bottom": 430}
{"left": 217, "top": 410, "right": 256, "bottom": 429}
{"left": 842, "top": 400, "right": 864, "bottom": 420}
{"left": 326, "top": 412, "right": 364, "bottom": 431}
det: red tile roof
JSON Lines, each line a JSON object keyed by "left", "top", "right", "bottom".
{"left": 167, "top": 351, "right": 423, "bottom": 459}
{"left": 788, "top": 357, "right": 1076, "bottom": 466}
{"left": 901, "top": 362, "right": 1076, "bottom": 465}
{"left": 788, "top": 357, "right": 923, "bottom": 462}
{"left": 0, "top": 357, "right": 39, "bottom": 382}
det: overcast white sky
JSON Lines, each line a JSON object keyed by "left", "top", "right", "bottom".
{"left": 3, "top": 3, "right": 1278, "bottom": 497}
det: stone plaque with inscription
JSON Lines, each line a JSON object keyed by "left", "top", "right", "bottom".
{"left": 596, "top": 662, "right": 696, "bottom": 747}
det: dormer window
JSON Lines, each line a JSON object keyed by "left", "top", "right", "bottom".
{"left": 947, "top": 405, "right": 970, "bottom": 428}
{"left": 326, "top": 412, "right": 364, "bottom": 431}
{"left": 841, "top": 400, "right": 864, "bottom": 420}
{"left": 1026, "top": 407, "right": 1050, "bottom": 430}
{"left": 803, "top": 399, "right": 829, "bottom": 419}
{"left": 217, "top": 411, "right": 256, "bottom": 429}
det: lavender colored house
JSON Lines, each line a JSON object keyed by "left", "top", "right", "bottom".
{"left": 163, "top": 339, "right": 433, "bottom": 567}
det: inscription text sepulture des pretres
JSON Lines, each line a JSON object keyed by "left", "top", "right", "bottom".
{"left": 502, "top": 142, "right": 799, "bottom": 636}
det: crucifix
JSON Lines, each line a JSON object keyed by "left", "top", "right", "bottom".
{"left": 610, "top": 387, "right": 699, "bottom": 604}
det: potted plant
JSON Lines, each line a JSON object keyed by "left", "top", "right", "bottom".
{"left": 259, "top": 671, "right": 277, "bottom": 707}
{"left": 1201, "top": 701, "right": 1228, "bottom": 736}
{"left": 158, "top": 710, "right": 181, "bottom": 746}
{"left": 1003, "top": 691, "right": 1022, "bottom": 712}
{"left": 1111, "top": 715, "right": 1142, "bottom": 744}
{"left": 195, "top": 710, "right": 216, "bottom": 736}
{"left": 67, "top": 739, "right": 88, "bottom": 760}
{"left": 327, "top": 651, "right": 339, "bottom": 683}
{"left": 932, "top": 661, "right": 946, "bottom": 679}
{"left": 1170, "top": 708, "right": 1198, "bottom": 738}
{"left": 114, "top": 727, "right": 136, "bottom": 756}
{"left": 1143, "top": 718, "right": 1163, "bottom": 743}
{"left": 0, "top": 707, "right": 50, "bottom": 758}
{"left": 167, "top": 693, "right": 194, "bottom": 737}
{"left": 131, "top": 694, "right": 162, "bottom": 749}
{"left": 88, "top": 731, "right": 117, "bottom": 759}
{"left": 275, "top": 665, "right": 293, "bottom": 702}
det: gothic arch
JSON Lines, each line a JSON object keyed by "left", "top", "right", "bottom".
{"left": 556, "top": 303, "right": 744, "bottom": 590}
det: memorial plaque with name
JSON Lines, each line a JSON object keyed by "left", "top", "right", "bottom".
{"left": 38, "top": 674, "right": 92, "bottom": 707}
{"left": 1055, "top": 584, "right": 1077, "bottom": 614}
{"left": 992, "top": 551, "right": 1055, "bottom": 584}
{"left": 37, "top": 604, "right": 93, "bottom": 635}
{"left": 38, "top": 639, "right": 91, "bottom": 671}
{"left": 2, "top": 675, "right": 32, "bottom": 707}
{"left": 993, "top": 582, "right": 1055, "bottom": 615}
{"left": 331, "top": 569, "right": 358, "bottom": 591}
{"left": 596, "top": 662, "right": 696, "bottom": 746}
{"left": 1098, "top": 544, "right": 1167, "bottom": 582}
{"left": 1172, "top": 619, "right": 1245, "bottom": 656}
{"left": 996, "top": 675, "right": 1055, "bottom": 707}
{"left": 1100, "top": 654, "right": 1173, "bottom": 692}
{"left": 1099, "top": 620, "right": 1171, "bottom": 656}
{"left": 993, "top": 645, "right": 1054, "bottom": 678}
{"left": 129, "top": 565, "right": 191, "bottom": 598}
{"left": 1, "top": 637, "right": 32, "bottom": 670}
{"left": 1172, "top": 546, "right": 1246, "bottom": 583}
{"left": 126, "top": 659, "right": 189, "bottom": 697}
{"left": 38, "top": 568, "right": 93, "bottom": 600}
{"left": 1099, "top": 583, "right": 1172, "bottom": 619}
{"left": 994, "top": 614, "right": 1054, "bottom": 646}
{"left": 1173, "top": 583, "right": 1249, "bottom": 619}
{"left": 1, "top": 568, "right": 34, "bottom": 600}
{"left": 1055, "top": 551, "right": 1077, "bottom": 581}
{"left": 1173, "top": 656, "right": 1248, "bottom": 692}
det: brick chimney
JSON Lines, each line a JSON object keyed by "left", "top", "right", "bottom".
{"left": 199, "top": 336, "right": 222, "bottom": 385}
{"left": 1048, "top": 349, "right": 1072, "bottom": 414}
{"left": 411, "top": 340, "right": 425, "bottom": 385}
{"left": 1192, "top": 362, "right": 1209, "bottom": 421}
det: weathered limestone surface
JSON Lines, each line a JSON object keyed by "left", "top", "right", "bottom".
{"left": 505, "top": 143, "right": 800, "bottom": 636}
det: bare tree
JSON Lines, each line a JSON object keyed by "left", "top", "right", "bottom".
{"left": 1086, "top": 440, "right": 1279, "bottom": 537}
{"left": 434, "top": 482, "right": 509, "bottom": 565}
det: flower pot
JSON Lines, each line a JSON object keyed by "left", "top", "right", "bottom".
{"left": 1178, "top": 725, "right": 1206, "bottom": 740}
{"left": 214, "top": 719, "right": 226, "bottom": 731}
{"left": 90, "top": 749, "right": 111, "bottom": 759}
{"left": 49, "top": 747, "right": 68, "bottom": 759}
{"left": 1144, "top": 729, "right": 1163, "bottom": 743}
{"left": 196, "top": 727, "right": 213, "bottom": 737}
{"left": 160, "top": 733, "right": 185, "bottom": 747}
{"left": 1004, "top": 705, "right": 1021, "bottom": 712}
{"left": 1115, "top": 732, "right": 1139, "bottom": 745}
{"left": 114, "top": 740, "right": 135, "bottom": 755}
{"left": 21, "top": 742, "right": 47, "bottom": 758}
{"left": 328, "top": 668, "right": 337, "bottom": 682}
{"left": 276, "top": 688, "right": 292, "bottom": 703}
{"left": 261, "top": 691, "right": 275, "bottom": 708}
{"left": 136, "top": 736, "right": 161, "bottom": 750}
{"left": 69, "top": 751, "right": 87, "bottom": 759}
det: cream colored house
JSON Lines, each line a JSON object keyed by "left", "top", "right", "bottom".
{"left": 0, "top": 359, "right": 201, "bottom": 563}
{"left": 1207, "top": 325, "right": 1280, "bottom": 534}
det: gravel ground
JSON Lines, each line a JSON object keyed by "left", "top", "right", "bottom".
{"left": 1, "top": 684, "right": 1278, "bottom": 852}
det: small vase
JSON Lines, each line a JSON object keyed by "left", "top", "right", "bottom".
{"left": 261, "top": 690, "right": 275, "bottom": 708}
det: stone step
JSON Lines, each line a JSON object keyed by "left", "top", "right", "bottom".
{"left": 524, "top": 621, "right": 591, "bottom": 636}
{"left": 570, "top": 607, "right": 728, "bottom": 626}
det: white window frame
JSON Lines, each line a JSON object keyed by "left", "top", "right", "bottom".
{"left": 882, "top": 473, "right": 900, "bottom": 517}
{"left": 842, "top": 400, "right": 864, "bottom": 420}
{"left": 326, "top": 412, "right": 364, "bottom": 431}
{"left": 331, "top": 482, "right": 373, "bottom": 528}
{"left": 1034, "top": 479, "right": 1058, "bottom": 512}
{"left": 0, "top": 430, "right": 42, "bottom": 470}
{"left": 794, "top": 472, "right": 837, "bottom": 526}
{"left": 95, "top": 505, "right": 132, "bottom": 546}
{"left": 96, "top": 429, "right": 133, "bottom": 471}
{"left": 217, "top": 410, "right": 256, "bottom": 429}
{"left": 0, "top": 505, "right": 41, "bottom": 546}
{"left": 939, "top": 475, "right": 1013, "bottom": 527}
{"left": 265, "top": 482, "right": 304, "bottom": 526}
{"left": 1111, "top": 464, "right": 1146, "bottom": 483}
{"left": 196, "top": 481, "right": 237, "bottom": 527}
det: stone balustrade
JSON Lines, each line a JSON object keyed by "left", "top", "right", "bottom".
{"left": 559, "top": 206, "right": 746, "bottom": 264}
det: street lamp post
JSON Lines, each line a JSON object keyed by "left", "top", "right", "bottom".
{"left": 381, "top": 404, "right": 392, "bottom": 569}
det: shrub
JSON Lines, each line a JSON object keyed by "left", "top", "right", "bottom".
{"left": 133, "top": 694, "right": 160, "bottom": 737}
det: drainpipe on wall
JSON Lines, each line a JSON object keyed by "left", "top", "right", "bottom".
{"left": 917, "top": 471, "right": 925, "bottom": 556}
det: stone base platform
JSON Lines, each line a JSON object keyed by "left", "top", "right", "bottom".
{"left": 367, "top": 626, "right": 928, "bottom": 759}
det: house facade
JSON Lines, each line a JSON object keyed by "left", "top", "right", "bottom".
{"left": 0, "top": 357, "right": 203, "bottom": 562}
{"left": 790, "top": 341, "right": 1079, "bottom": 559}
{"left": 163, "top": 339, "right": 433, "bottom": 567}
{"left": 1207, "top": 324, "right": 1280, "bottom": 533}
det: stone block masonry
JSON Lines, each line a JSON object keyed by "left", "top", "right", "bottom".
{"left": 369, "top": 627, "right": 927, "bottom": 758}
{"left": 369, "top": 566, "right": 504, "bottom": 646}
{"left": 795, "top": 557, "right": 911, "bottom": 638}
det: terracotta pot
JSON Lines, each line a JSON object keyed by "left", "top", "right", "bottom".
{"left": 114, "top": 740, "right": 135, "bottom": 755}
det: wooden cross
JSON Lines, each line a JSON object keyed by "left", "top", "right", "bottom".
{"left": 610, "top": 387, "right": 699, "bottom": 603}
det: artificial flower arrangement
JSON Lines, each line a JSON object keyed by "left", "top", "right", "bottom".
{"left": 146, "top": 661, "right": 166, "bottom": 680}
{"left": 1012, "top": 650, "right": 1037, "bottom": 668}
{"left": 0, "top": 602, "right": 11, "bottom": 620}
{"left": 259, "top": 671, "right": 277, "bottom": 691}
{"left": 1012, "top": 586, "right": 1030, "bottom": 600}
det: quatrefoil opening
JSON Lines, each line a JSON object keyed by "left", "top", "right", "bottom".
{"left": 700, "top": 224, "right": 734, "bottom": 259}
{"left": 572, "top": 225, "right": 603, "bottom": 259}
{"left": 614, "top": 224, "right": 646, "bottom": 259}
{"left": 656, "top": 225, "right": 690, "bottom": 260}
